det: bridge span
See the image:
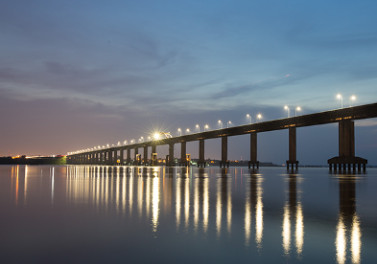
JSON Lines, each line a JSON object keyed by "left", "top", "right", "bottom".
{"left": 67, "top": 102, "right": 377, "bottom": 173}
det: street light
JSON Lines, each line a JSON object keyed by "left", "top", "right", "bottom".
{"left": 295, "top": 106, "right": 302, "bottom": 116}
{"left": 195, "top": 124, "right": 200, "bottom": 132}
{"left": 177, "top": 128, "right": 182, "bottom": 136}
{"left": 336, "top": 94, "right": 343, "bottom": 108}
{"left": 204, "top": 124, "right": 210, "bottom": 131}
{"left": 246, "top": 113, "right": 252, "bottom": 124}
{"left": 284, "top": 105, "right": 290, "bottom": 118}
{"left": 123, "top": 140, "right": 127, "bottom": 145}
{"left": 350, "top": 95, "right": 356, "bottom": 106}
{"left": 257, "top": 113, "right": 262, "bottom": 122}
{"left": 186, "top": 128, "right": 190, "bottom": 134}
{"left": 218, "top": 120, "right": 223, "bottom": 129}
{"left": 227, "top": 121, "right": 232, "bottom": 128}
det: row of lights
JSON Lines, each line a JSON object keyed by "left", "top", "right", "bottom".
{"left": 336, "top": 94, "right": 357, "bottom": 108}
{"left": 176, "top": 113, "right": 263, "bottom": 136}
{"left": 69, "top": 94, "right": 358, "bottom": 155}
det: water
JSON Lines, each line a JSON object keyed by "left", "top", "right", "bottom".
{"left": 1, "top": 165, "right": 377, "bottom": 263}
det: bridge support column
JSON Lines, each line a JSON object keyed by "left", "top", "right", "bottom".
{"left": 134, "top": 148, "right": 139, "bottom": 165}
{"left": 220, "top": 136, "right": 229, "bottom": 168}
{"left": 151, "top": 145, "right": 157, "bottom": 166}
{"left": 180, "top": 141, "right": 187, "bottom": 166}
{"left": 168, "top": 143, "right": 174, "bottom": 166}
{"left": 198, "top": 139, "right": 205, "bottom": 167}
{"left": 101, "top": 152, "right": 105, "bottom": 164}
{"left": 286, "top": 127, "right": 299, "bottom": 171}
{"left": 248, "top": 132, "right": 259, "bottom": 170}
{"left": 126, "top": 149, "right": 131, "bottom": 165}
{"left": 114, "top": 150, "right": 118, "bottom": 165}
{"left": 120, "top": 149, "right": 124, "bottom": 165}
{"left": 328, "top": 120, "right": 367, "bottom": 173}
{"left": 144, "top": 146, "right": 148, "bottom": 166}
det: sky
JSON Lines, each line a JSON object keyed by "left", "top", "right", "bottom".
{"left": 1, "top": 0, "right": 377, "bottom": 165}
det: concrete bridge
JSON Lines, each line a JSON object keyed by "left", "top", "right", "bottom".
{"left": 67, "top": 103, "right": 377, "bottom": 173}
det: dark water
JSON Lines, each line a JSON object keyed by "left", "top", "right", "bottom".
{"left": 1, "top": 165, "right": 377, "bottom": 263}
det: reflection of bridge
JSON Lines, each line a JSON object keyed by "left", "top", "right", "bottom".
{"left": 67, "top": 103, "right": 377, "bottom": 172}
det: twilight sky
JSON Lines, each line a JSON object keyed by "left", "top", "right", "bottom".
{"left": 1, "top": 0, "right": 377, "bottom": 165}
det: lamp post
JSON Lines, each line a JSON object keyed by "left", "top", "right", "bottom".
{"left": 336, "top": 94, "right": 343, "bottom": 108}
{"left": 227, "top": 121, "right": 232, "bottom": 128}
{"left": 204, "top": 124, "right": 210, "bottom": 131}
{"left": 246, "top": 113, "right": 252, "bottom": 124}
{"left": 177, "top": 128, "right": 182, "bottom": 136}
{"left": 218, "top": 120, "right": 223, "bottom": 129}
{"left": 195, "top": 124, "right": 200, "bottom": 132}
{"left": 295, "top": 106, "right": 302, "bottom": 116}
{"left": 257, "top": 113, "right": 262, "bottom": 122}
{"left": 284, "top": 105, "right": 290, "bottom": 118}
{"left": 350, "top": 95, "right": 356, "bottom": 106}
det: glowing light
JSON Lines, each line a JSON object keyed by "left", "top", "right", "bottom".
{"left": 203, "top": 178, "right": 209, "bottom": 233}
{"left": 351, "top": 214, "right": 361, "bottom": 264}
{"left": 255, "top": 181, "right": 263, "bottom": 249}
{"left": 336, "top": 93, "right": 344, "bottom": 108}
{"left": 153, "top": 133, "right": 161, "bottom": 140}
{"left": 282, "top": 203, "right": 291, "bottom": 255}
{"left": 295, "top": 203, "right": 304, "bottom": 255}
{"left": 350, "top": 95, "right": 357, "bottom": 107}
{"left": 218, "top": 120, "right": 223, "bottom": 129}
{"left": 336, "top": 216, "right": 346, "bottom": 264}
{"left": 295, "top": 106, "right": 302, "bottom": 116}
{"left": 284, "top": 105, "right": 290, "bottom": 118}
{"left": 246, "top": 113, "right": 252, "bottom": 124}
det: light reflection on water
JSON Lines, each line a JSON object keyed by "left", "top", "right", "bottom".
{"left": 2, "top": 165, "right": 376, "bottom": 263}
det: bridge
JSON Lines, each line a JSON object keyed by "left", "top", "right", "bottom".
{"left": 67, "top": 102, "right": 377, "bottom": 173}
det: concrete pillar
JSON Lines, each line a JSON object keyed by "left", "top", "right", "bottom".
{"left": 151, "top": 145, "right": 157, "bottom": 166}
{"left": 289, "top": 127, "right": 297, "bottom": 161}
{"left": 135, "top": 148, "right": 139, "bottom": 165}
{"left": 113, "top": 150, "right": 118, "bottom": 165}
{"left": 127, "top": 149, "right": 131, "bottom": 164}
{"left": 108, "top": 150, "right": 113, "bottom": 165}
{"left": 286, "top": 127, "right": 298, "bottom": 171}
{"left": 221, "top": 136, "right": 229, "bottom": 168}
{"left": 144, "top": 146, "right": 148, "bottom": 165}
{"left": 339, "top": 120, "right": 355, "bottom": 157}
{"left": 120, "top": 149, "right": 124, "bottom": 165}
{"left": 168, "top": 143, "right": 174, "bottom": 166}
{"left": 199, "top": 139, "right": 205, "bottom": 167}
{"left": 249, "top": 132, "right": 259, "bottom": 169}
{"left": 180, "top": 141, "right": 187, "bottom": 166}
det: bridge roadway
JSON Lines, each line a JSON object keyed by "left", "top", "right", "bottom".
{"left": 67, "top": 102, "right": 377, "bottom": 172}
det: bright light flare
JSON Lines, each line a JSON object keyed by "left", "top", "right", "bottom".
{"left": 153, "top": 133, "right": 161, "bottom": 140}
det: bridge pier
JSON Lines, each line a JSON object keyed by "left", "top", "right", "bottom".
{"left": 168, "top": 143, "right": 175, "bottom": 166}
{"left": 286, "top": 127, "right": 299, "bottom": 171}
{"left": 180, "top": 141, "right": 187, "bottom": 166}
{"left": 144, "top": 146, "right": 148, "bottom": 165}
{"left": 126, "top": 149, "right": 131, "bottom": 165}
{"left": 151, "top": 145, "right": 157, "bottom": 165}
{"left": 198, "top": 139, "right": 205, "bottom": 167}
{"left": 220, "top": 136, "right": 229, "bottom": 168}
{"left": 134, "top": 148, "right": 139, "bottom": 165}
{"left": 248, "top": 132, "right": 259, "bottom": 170}
{"left": 328, "top": 120, "right": 367, "bottom": 173}
{"left": 120, "top": 149, "right": 124, "bottom": 165}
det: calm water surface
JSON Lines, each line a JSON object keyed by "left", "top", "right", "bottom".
{"left": 1, "top": 165, "right": 377, "bottom": 263}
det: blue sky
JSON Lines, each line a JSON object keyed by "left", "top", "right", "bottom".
{"left": 1, "top": 0, "right": 377, "bottom": 164}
